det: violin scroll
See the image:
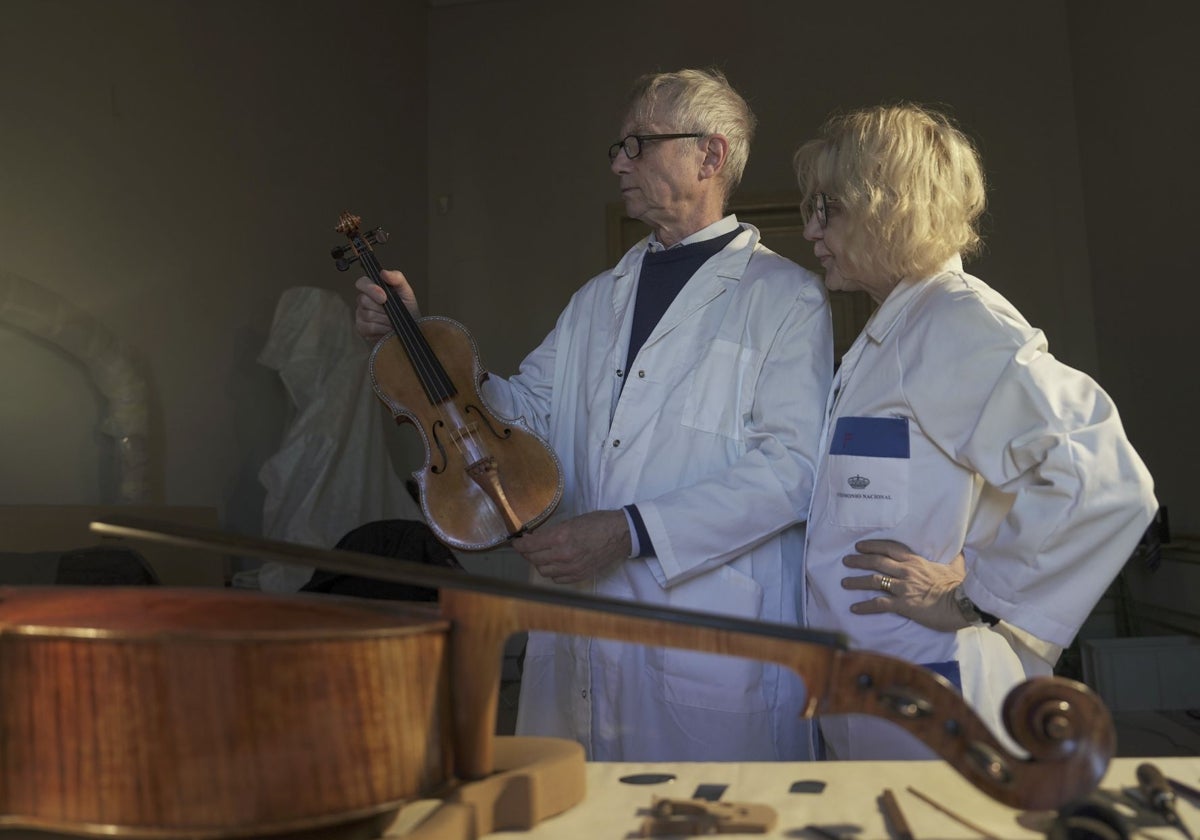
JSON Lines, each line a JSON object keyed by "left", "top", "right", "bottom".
{"left": 331, "top": 212, "right": 389, "bottom": 272}
{"left": 825, "top": 650, "right": 1115, "bottom": 810}
{"left": 334, "top": 211, "right": 362, "bottom": 238}
{"left": 1001, "top": 675, "right": 1115, "bottom": 764}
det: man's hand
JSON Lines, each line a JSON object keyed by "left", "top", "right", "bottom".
{"left": 354, "top": 268, "right": 421, "bottom": 341}
{"left": 841, "top": 539, "right": 967, "bottom": 631}
{"left": 511, "top": 510, "right": 632, "bottom": 585}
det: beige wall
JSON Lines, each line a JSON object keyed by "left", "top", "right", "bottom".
{"left": 1066, "top": 0, "right": 1199, "bottom": 542}
{"left": 1, "top": 0, "right": 429, "bottom": 535}
{"left": 2, "top": 0, "right": 1195, "bottom": 541}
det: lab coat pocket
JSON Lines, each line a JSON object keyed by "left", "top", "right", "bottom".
{"left": 680, "top": 339, "right": 762, "bottom": 441}
{"left": 659, "top": 565, "right": 767, "bottom": 712}
{"left": 825, "top": 416, "right": 909, "bottom": 528}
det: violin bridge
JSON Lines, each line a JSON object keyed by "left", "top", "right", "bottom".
{"left": 448, "top": 422, "right": 480, "bottom": 446}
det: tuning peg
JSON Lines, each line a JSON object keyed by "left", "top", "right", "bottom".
{"left": 365, "top": 227, "right": 389, "bottom": 245}
{"left": 331, "top": 243, "right": 361, "bottom": 271}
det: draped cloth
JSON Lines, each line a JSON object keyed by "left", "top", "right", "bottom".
{"left": 256, "top": 287, "right": 422, "bottom": 592}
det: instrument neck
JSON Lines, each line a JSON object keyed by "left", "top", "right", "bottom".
{"left": 355, "top": 238, "right": 457, "bottom": 405}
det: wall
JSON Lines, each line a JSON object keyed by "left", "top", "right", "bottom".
{"left": 1067, "top": 0, "right": 1199, "bottom": 539}
{"left": 0, "top": 0, "right": 429, "bottom": 536}
{"left": 2, "top": 0, "right": 1195, "bottom": 547}
{"left": 1060, "top": 1, "right": 1200, "bottom": 645}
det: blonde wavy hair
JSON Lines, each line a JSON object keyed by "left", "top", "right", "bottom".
{"left": 625, "top": 68, "right": 757, "bottom": 201}
{"left": 793, "top": 104, "right": 986, "bottom": 282}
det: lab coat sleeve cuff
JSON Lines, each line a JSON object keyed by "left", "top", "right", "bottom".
{"left": 622, "top": 507, "right": 640, "bottom": 558}
{"left": 636, "top": 501, "right": 678, "bottom": 586}
{"left": 623, "top": 504, "right": 654, "bottom": 559}
{"left": 962, "top": 555, "right": 1074, "bottom": 649}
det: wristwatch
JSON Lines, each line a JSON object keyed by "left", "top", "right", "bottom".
{"left": 953, "top": 585, "right": 1000, "bottom": 627}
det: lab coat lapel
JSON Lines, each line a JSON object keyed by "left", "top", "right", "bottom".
{"left": 602, "top": 241, "right": 646, "bottom": 422}
{"left": 609, "top": 242, "right": 642, "bottom": 326}
{"left": 636, "top": 226, "right": 753, "bottom": 354}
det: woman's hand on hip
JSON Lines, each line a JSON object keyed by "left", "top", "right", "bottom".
{"left": 841, "top": 539, "right": 968, "bottom": 631}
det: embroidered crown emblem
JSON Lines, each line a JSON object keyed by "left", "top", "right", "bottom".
{"left": 848, "top": 475, "right": 870, "bottom": 490}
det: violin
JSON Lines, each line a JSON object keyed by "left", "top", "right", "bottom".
{"left": 68, "top": 515, "right": 1118, "bottom": 839}
{"left": 332, "top": 213, "right": 563, "bottom": 551}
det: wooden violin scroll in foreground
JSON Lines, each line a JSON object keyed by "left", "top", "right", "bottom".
{"left": 71, "top": 516, "right": 1118, "bottom": 834}
{"left": 331, "top": 212, "right": 563, "bottom": 551}
{"left": 821, "top": 651, "right": 1114, "bottom": 808}
{"left": 437, "top": 587, "right": 1114, "bottom": 812}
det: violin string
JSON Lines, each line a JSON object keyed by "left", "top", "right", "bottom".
{"left": 356, "top": 240, "right": 469, "bottom": 464}
{"left": 342, "top": 223, "right": 513, "bottom": 537}
{"left": 362, "top": 247, "right": 451, "bottom": 403}
{"left": 380, "top": 291, "right": 450, "bottom": 407}
{"left": 355, "top": 238, "right": 504, "bottom": 527}
{"left": 356, "top": 243, "right": 445, "bottom": 405}
{"left": 357, "top": 241, "right": 500, "bottom": 481}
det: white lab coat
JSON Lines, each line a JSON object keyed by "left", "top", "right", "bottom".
{"left": 804, "top": 257, "right": 1157, "bottom": 759}
{"left": 481, "top": 220, "right": 833, "bottom": 761}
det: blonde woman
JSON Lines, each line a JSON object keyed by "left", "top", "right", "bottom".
{"left": 795, "top": 104, "right": 1156, "bottom": 759}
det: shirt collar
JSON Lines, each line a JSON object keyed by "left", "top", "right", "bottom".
{"left": 864, "top": 254, "right": 965, "bottom": 344}
{"left": 646, "top": 214, "right": 740, "bottom": 253}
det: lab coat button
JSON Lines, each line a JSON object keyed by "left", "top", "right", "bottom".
{"left": 612, "top": 440, "right": 620, "bottom": 447}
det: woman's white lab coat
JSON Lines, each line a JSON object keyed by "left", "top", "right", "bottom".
{"left": 481, "top": 222, "right": 833, "bottom": 761}
{"left": 804, "top": 258, "right": 1157, "bottom": 759}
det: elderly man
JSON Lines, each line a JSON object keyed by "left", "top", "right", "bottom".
{"left": 355, "top": 68, "right": 832, "bottom": 761}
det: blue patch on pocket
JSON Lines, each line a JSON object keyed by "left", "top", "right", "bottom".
{"left": 829, "top": 416, "right": 910, "bottom": 458}
{"left": 922, "top": 659, "right": 962, "bottom": 692}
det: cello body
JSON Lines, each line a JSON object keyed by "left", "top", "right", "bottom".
{"left": 0, "top": 587, "right": 454, "bottom": 837}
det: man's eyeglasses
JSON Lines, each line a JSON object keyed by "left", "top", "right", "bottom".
{"left": 608, "top": 133, "right": 703, "bottom": 162}
{"left": 807, "top": 192, "right": 838, "bottom": 229}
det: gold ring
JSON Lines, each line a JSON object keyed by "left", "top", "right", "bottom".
{"left": 879, "top": 575, "right": 894, "bottom": 594}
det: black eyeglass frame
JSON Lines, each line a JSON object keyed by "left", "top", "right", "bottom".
{"left": 608, "top": 133, "right": 703, "bottom": 162}
{"left": 807, "top": 192, "right": 838, "bottom": 229}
